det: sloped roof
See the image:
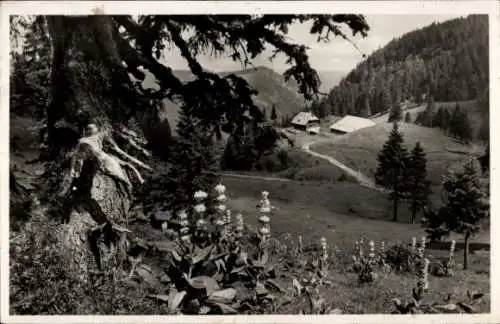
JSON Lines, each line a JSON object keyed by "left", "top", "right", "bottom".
{"left": 330, "top": 115, "right": 376, "bottom": 133}
{"left": 291, "top": 111, "right": 319, "bottom": 126}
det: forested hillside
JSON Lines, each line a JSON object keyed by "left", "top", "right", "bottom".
{"left": 316, "top": 15, "right": 488, "bottom": 119}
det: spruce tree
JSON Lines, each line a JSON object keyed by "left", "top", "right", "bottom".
{"left": 165, "top": 103, "right": 219, "bottom": 213}
{"left": 404, "top": 112, "right": 411, "bottom": 123}
{"left": 460, "top": 109, "right": 473, "bottom": 143}
{"left": 388, "top": 104, "right": 403, "bottom": 122}
{"left": 375, "top": 122, "right": 409, "bottom": 221}
{"left": 361, "top": 95, "right": 371, "bottom": 117}
{"left": 439, "top": 158, "right": 489, "bottom": 269}
{"left": 407, "top": 142, "right": 431, "bottom": 224}
{"left": 432, "top": 107, "right": 444, "bottom": 129}
{"left": 271, "top": 104, "right": 278, "bottom": 120}
{"left": 423, "top": 96, "right": 436, "bottom": 127}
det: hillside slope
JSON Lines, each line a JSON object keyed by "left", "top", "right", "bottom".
{"left": 316, "top": 15, "right": 488, "bottom": 121}
{"left": 312, "top": 123, "right": 481, "bottom": 191}
{"left": 142, "top": 66, "right": 305, "bottom": 134}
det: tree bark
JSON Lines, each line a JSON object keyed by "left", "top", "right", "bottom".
{"left": 411, "top": 200, "right": 416, "bottom": 224}
{"left": 464, "top": 232, "right": 470, "bottom": 270}
{"left": 44, "top": 16, "right": 152, "bottom": 280}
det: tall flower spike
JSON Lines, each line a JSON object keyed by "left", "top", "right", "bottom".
{"left": 258, "top": 191, "right": 272, "bottom": 242}
{"left": 368, "top": 240, "right": 375, "bottom": 260}
{"left": 320, "top": 237, "right": 328, "bottom": 267}
{"left": 235, "top": 213, "right": 244, "bottom": 238}
{"left": 449, "top": 240, "right": 456, "bottom": 258}
{"left": 215, "top": 184, "right": 227, "bottom": 236}
{"left": 178, "top": 210, "right": 191, "bottom": 244}
{"left": 411, "top": 237, "right": 417, "bottom": 252}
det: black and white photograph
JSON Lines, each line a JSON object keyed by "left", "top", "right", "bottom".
{"left": 1, "top": 1, "right": 498, "bottom": 322}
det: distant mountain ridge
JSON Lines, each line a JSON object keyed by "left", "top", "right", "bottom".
{"left": 316, "top": 15, "right": 489, "bottom": 124}
{"left": 140, "top": 66, "right": 308, "bottom": 134}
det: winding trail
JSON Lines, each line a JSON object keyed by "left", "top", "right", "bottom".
{"left": 301, "top": 139, "right": 387, "bottom": 192}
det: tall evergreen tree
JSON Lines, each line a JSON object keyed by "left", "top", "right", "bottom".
{"left": 460, "top": 109, "right": 473, "bottom": 143}
{"left": 360, "top": 95, "right": 371, "bottom": 117}
{"left": 375, "top": 122, "right": 409, "bottom": 221}
{"left": 165, "top": 103, "right": 219, "bottom": 213}
{"left": 432, "top": 107, "right": 445, "bottom": 129}
{"left": 423, "top": 96, "right": 436, "bottom": 127}
{"left": 407, "top": 142, "right": 431, "bottom": 224}
{"left": 388, "top": 104, "right": 403, "bottom": 122}
{"left": 438, "top": 159, "right": 489, "bottom": 269}
{"left": 271, "top": 104, "right": 278, "bottom": 120}
{"left": 404, "top": 111, "right": 411, "bottom": 123}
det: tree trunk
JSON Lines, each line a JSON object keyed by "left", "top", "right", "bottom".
{"left": 392, "top": 197, "right": 398, "bottom": 222}
{"left": 464, "top": 232, "right": 470, "bottom": 270}
{"left": 411, "top": 200, "right": 417, "bottom": 224}
{"left": 44, "top": 16, "right": 152, "bottom": 280}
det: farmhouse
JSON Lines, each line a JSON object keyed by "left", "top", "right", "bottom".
{"left": 291, "top": 111, "right": 321, "bottom": 134}
{"left": 329, "top": 115, "right": 376, "bottom": 134}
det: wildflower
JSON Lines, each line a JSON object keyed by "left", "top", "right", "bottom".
{"left": 215, "top": 219, "right": 225, "bottom": 227}
{"left": 235, "top": 214, "right": 244, "bottom": 237}
{"left": 258, "top": 215, "right": 270, "bottom": 224}
{"left": 161, "top": 222, "right": 168, "bottom": 231}
{"left": 216, "top": 194, "right": 227, "bottom": 202}
{"left": 380, "top": 241, "right": 385, "bottom": 254}
{"left": 411, "top": 237, "right": 417, "bottom": 252}
{"left": 178, "top": 210, "right": 188, "bottom": 220}
{"left": 368, "top": 240, "right": 375, "bottom": 260}
{"left": 215, "top": 184, "right": 226, "bottom": 195}
{"left": 196, "top": 218, "right": 207, "bottom": 230}
{"left": 449, "top": 240, "right": 456, "bottom": 256}
{"left": 216, "top": 204, "right": 227, "bottom": 212}
{"left": 180, "top": 235, "right": 191, "bottom": 243}
{"left": 225, "top": 209, "right": 232, "bottom": 235}
{"left": 180, "top": 219, "right": 190, "bottom": 227}
{"left": 194, "top": 190, "right": 208, "bottom": 201}
{"left": 298, "top": 235, "right": 303, "bottom": 254}
{"left": 194, "top": 203, "right": 206, "bottom": 214}
{"left": 421, "top": 236, "right": 426, "bottom": 249}
{"left": 259, "top": 227, "right": 270, "bottom": 236}
{"left": 320, "top": 237, "right": 328, "bottom": 266}
{"left": 417, "top": 258, "right": 430, "bottom": 290}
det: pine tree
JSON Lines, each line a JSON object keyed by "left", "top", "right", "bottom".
{"left": 388, "top": 104, "right": 403, "bottom": 122}
{"left": 460, "top": 109, "right": 473, "bottom": 143}
{"left": 449, "top": 103, "right": 462, "bottom": 138}
{"left": 404, "top": 112, "right": 411, "bottom": 123}
{"left": 432, "top": 107, "right": 444, "bottom": 129}
{"left": 360, "top": 95, "right": 371, "bottom": 117}
{"left": 375, "top": 122, "right": 409, "bottom": 221}
{"left": 165, "top": 104, "right": 219, "bottom": 213}
{"left": 423, "top": 96, "right": 436, "bottom": 127}
{"left": 271, "top": 104, "right": 278, "bottom": 120}
{"left": 407, "top": 142, "right": 431, "bottom": 224}
{"left": 438, "top": 158, "right": 489, "bottom": 269}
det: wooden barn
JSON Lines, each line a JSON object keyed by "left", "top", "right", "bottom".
{"left": 291, "top": 111, "right": 321, "bottom": 134}
{"left": 329, "top": 115, "right": 376, "bottom": 135}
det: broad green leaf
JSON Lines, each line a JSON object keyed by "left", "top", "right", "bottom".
{"left": 189, "top": 276, "right": 220, "bottom": 295}
{"left": 154, "top": 240, "right": 176, "bottom": 253}
{"left": 210, "top": 302, "right": 238, "bottom": 314}
{"left": 472, "top": 293, "right": 484, "bottom": 301}
{"left": 260, "top": 249, "right": 269, "bottom": 265}
{"left": 192, "top": 245, "right": 214, "bottom": 265}
{"left": 199, "top": 305, "right": 211, "bottom": 314}
{"left": 147, "top": 294, "right": 169, "bottom": 302}
{"left": 231, "top": 266, "right": 246, "bottom": 274}
{"left": 265, "top": 279, "right": 284, "bottom": 292}
{"left": 171, "top": 249, "right": 182, "bottom": 262}
{"left": 255, "top": 282, "right": 268, "bottom": 296}
{"left": 168, "top": 290, "right": 187, "bottom": 311}
{"left": 292, "top": 277, "right": 303, "bottom": 295}
{"left": 435, "top": 303, "right": 458, "bottom": 312}
{"left": 207, "top": 288, "right": 237, "bottom": 304}
{"left": 457, "top": 302, "right": 476, "bottom": 313}
{"left": 328, "top": 307, "right": 343, "bottom": 314}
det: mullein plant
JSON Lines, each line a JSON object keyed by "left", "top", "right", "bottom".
{"left": 393, "top": 256, "right": 431, "bottom": 314}
{"left": 214, "top": 184, "right": 227, "bottom": 240}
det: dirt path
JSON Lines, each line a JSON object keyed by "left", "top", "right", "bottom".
{"left": 301, "top": 139, "right": 386, "bottom": 192}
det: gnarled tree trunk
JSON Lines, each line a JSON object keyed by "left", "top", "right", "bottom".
{"left": 45, "top": 16, "right": 154, "bottom": 279}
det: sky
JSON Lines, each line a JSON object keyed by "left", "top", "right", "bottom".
{"left": 161, "top": 14, "right": 463, "bottom": 73}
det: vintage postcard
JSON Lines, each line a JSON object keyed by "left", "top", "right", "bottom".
{"left": 1, "top": 1, "right": 498, "bottom": 323}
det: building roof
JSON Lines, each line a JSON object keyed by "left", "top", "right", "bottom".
{"left": 291, "top": 111, "right": 319, "bottom": 126}
{"left": 329, "top": 115, "right": 376, "bottom": 133}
